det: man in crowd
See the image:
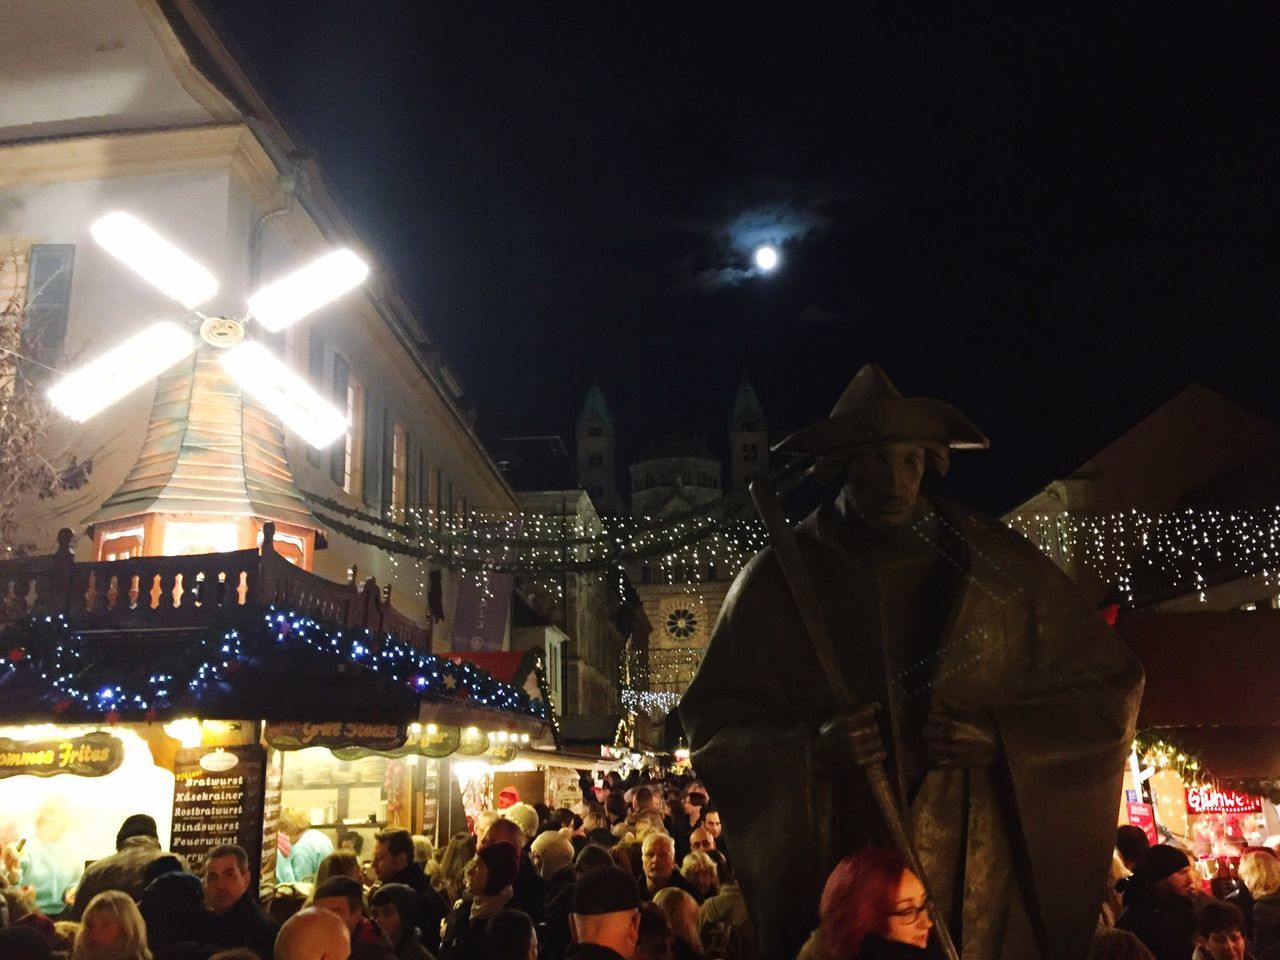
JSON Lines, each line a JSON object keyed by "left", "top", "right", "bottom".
{"left": 313, "top": 876, "right": 396, "bottom": 960}
{"left": 1117, "top": 824, "right": 1153, "bottom": 873}
{"left": 69, "top": 814, "right": 185, "bottom": 919}
{"left": 205, "top": 843, "right": 278, "bottom": 959}
{"left": 481, "top": 817, "right": 546, "bottom": 922}
{"left": 275, "top": 906, "right": 351, "bottom": 960}
{"left": 672, "top": 792, "right": 705, "bottom": 860}
{"left": 370, "top": 828, "right": 447, "bottom": 952}
{"left": 567, "top": 866, "right": 642, "bottom": 960}
{"left": 700, "top": 807, "right": 724, "bottom": 857}
{"left": 688, "top": 828, "right": 715, "bottom": 854}
{"left": 639, "top": 833, "right": 697, "bottom": 901}
{"left": 533, "top": 831, "right": 577, "bottom": 960}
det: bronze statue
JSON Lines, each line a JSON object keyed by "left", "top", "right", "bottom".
{"left": 680, "top": 366, "right": 1144, "bottom": 960}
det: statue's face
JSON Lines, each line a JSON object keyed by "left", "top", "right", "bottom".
{"left": 842, "top": 441, "right": 926, "bottom": 533}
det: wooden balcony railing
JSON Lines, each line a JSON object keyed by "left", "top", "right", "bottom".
{"left": 0, "top": 524, "right": 431, "bottom": 651}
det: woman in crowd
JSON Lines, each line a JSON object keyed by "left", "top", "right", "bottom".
{"left": 1241, "top": 848, "right": 1280, "bottom": 954}
{"left": 73, "top": 890, "right": 152, "bottom": 960}
{"left": 439, "top": 842, "right": 519, "bottom": 960}
{"left": 315, "top": 850, "right": 363, "bottom": 888}
{"left": 369, "top": 882, "right": 432, "bottom": 960}
{"left": 796, "top": 849, "right": 933, "bottom": 959}
{"left": 412, "top": 836, "right": 434, "bottom": 876}
{"left": 680, "top": 852, "right": 719, "bottom": 902}
{"left": 483, "top": 909, "right": 537, "bottom": 960}
{"left": 435, "top": 833, "right": 478, "bottom": 905}
{"left": 654, "top": 888, "right": 705, "bottom": 960}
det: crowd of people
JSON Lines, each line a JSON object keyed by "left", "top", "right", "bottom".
{"left": 0, "top": 773, "right": 755, "bottom": 960}
{"left": 1097, "top": 825, "right": 1280, "bottom": 960}
{"left": 7, "top": 770, "right": 1269, "bottom": 960}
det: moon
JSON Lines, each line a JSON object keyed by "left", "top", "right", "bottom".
{"left": 753, "top": 245, "right": 779, "bottom": 272}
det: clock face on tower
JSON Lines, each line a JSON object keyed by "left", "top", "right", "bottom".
{"left": 665, "top": 607, "right": 699, "bottom": 639}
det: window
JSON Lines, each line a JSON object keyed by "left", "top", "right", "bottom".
{"left": 742, "top": 442, "right": 759, "bottom": 462}
{"left": 342, "top": 374, "right": 365, "bottom": 495}
{"left": 587, "top": 426, "right": 602, "bottom": 438}
{"left": 99, "top": 528, "right": 143, "bottom": 562}
{"left": 740, "top": 420, "right": 757, "bottom": 432}
{"left": 418, "top": 451, "right": 428, "bottom": 520}
{"left": 306, "top": 332, "right": 325, "bottom": 467}
{"left": 588, "top": 452, "right": 603, "bottom": 467}
{"left": 390, "top": 424, "right": 408, "bottom": 521}
{"left": 19, "top": 245, "right": 75, "bottom": 385}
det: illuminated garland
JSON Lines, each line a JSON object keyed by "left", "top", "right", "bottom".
{"left": 0, "top": 608, "right": 547, "bottom": 723}
{"left": 1134, "top": 731, "right": 1206, "bottom": 785}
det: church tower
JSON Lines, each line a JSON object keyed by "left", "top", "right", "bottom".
{"left": 728, "top": 376, "right": 769, "bottom": 495}
{"left": 576, "top": 382, "right": 622, "bottom": 514}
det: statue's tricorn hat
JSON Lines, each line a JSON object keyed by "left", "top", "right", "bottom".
{"left": 773, "top": 364, "right": 989, "bottom": 476}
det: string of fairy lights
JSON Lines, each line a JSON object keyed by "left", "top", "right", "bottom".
{"left": 1, "top": 608, "right": 547, "bottom": 723}
{"left": 316, "top": 490, "right": 1280, "bottom": 614}
{"left": 297, "top": 493, "right": 1280, "bottom": 780}
{"left": 1008, "top": 507, "right": 1280, "bottom": 604}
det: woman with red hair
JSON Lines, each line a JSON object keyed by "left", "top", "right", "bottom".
{"left": 797, "top": 849, "right": 933, "bottom": 959}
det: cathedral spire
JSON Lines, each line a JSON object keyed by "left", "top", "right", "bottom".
{"left": 576, "top": 381, "right": 621, "bottom": 514}
{"left": 729, "top": 375, "right": 768, "bottom": 495}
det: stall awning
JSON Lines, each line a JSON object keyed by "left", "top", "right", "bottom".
{"left": 1117, "top": 610, "right": 1280, "bottom": 779}
{"left": 0, "top": 609, "right": 548, "bottom": 736}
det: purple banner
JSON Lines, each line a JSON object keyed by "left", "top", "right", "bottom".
{"left": 451, "top": 519, "right": 521, "bottom": 652}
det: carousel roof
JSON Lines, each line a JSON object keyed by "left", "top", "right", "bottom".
{"left": 85, "top": 348, "right": 323, "bottom": 535}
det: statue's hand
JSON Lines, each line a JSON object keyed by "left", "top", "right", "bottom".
{"left": 814, "top": 703, "right": 887, "bottom": 773}
{"left": 923, "top": 700, "right": 1000, "bottom": 768}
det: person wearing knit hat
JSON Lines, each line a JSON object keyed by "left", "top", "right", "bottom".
{"left": 1116, "top": 844, "right": 1198, "bottom": 960}
{"left": 566, "top": 866, "right": 641, "bottom": 960}
{"left": 440, "top": 843, "right": 521, "bottom": 958}
{"left": 497, "top": 786, "right": 521, "bottom": 810}
{"left": 69, "top": 813, "right": 188, "bottom": 920}
{"left": 502, "top": 803, "right": 540, "bottom": 843}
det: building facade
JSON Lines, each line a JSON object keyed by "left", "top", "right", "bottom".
{"left": 575, "top": 380, "right": 768, "bottom": 730}
{"left": 1, "top": 0, "right": 517, "bottom": 649}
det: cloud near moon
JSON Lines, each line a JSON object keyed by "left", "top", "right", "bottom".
{"left": 679, "top": 199, "right": 832, "bottom": 292}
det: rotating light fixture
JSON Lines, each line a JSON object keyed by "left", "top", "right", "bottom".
{"left": 48, "top": 212, "right": 370, "bottom": 447}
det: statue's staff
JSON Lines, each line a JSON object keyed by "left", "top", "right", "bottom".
{"left": 750, "top": 460, "right": 962, "bottom": 960}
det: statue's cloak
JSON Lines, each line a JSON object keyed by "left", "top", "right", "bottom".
{"left": 680, "top": 498, "right": 1143, "bottom": 960}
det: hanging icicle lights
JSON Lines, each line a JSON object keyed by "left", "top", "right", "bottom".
{"left": 1009, "top": 507, "right": 1280, "bottom": 604}
{"left": 310, "top": 489, "right": 1276, "bottom": 609}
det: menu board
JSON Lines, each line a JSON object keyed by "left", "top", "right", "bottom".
{"left": 260, "top": 749, "right": 285, "bottom": 886}
{"left": 171, "top": 745, "right": 266, "bottom": 883}
{"left": 422, "top": 757, "right": 440, "bottom": 844}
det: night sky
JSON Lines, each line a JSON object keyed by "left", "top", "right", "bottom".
{"left": 206, "top": 4, "right": 1280, "bottom": 513}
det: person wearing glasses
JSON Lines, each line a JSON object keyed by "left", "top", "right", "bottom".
{"left": 797, "top": 849, "right": 933, "bottom": 959}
